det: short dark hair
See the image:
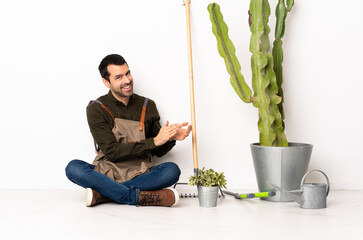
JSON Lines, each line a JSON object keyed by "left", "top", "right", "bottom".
{"left": 98, "top": 54, "right": 128, "bottom": 81}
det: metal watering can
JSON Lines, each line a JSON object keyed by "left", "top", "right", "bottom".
{"left": 268, "top": 170, "right": 330, "bottom": 209}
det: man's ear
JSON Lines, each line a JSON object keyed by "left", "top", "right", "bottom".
{"left": 102, "top": 78, "right": 110, "bottom": 88}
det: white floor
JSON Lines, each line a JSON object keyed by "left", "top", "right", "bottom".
{"left": 0, "top": 188, "right": 362, "bottom": 240}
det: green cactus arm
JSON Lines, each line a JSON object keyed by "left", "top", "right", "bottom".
{"left": 261, "top": 0, "right": 271, "bottom": 52}
{"left": 272, "top": 39, "right": 285, "bottom": 124}
{"left": 251, "top": 53, "right": 276, "bottom": 146}
{"left": 208, "top": 3, "right": 252, "bottom": 103}
{"left": 250, "top": 0, "right": 274, "bottom": 145}
{"left": 275, "top": 0, "right": 286, "bottom": 39}
{"left": 265, "top": 54, "right": 281, "bottom": 106}
{"left": 286, "top": 0, "right": 294, "bottom": 11}
{"left": 249, "top": 0, "right": 263, "bottom": 54}
{"left": 251, "top": 51, "right": 286, "bottom": 147}
{"left": 266, "top": 54, "right": 288, "bottom": 146}
{"left": 273, "top": 0, "right": 294, "bottom": 130}
{"left": 250, "top": 0, "right": 271, "bottom": 54}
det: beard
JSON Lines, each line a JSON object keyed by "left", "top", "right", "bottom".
{"left": 115, "top": 82, "right": 133, "bottom": 98}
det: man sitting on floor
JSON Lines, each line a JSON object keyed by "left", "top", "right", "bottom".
{"left": 65, "top": 54, "right": 192, "bottom": 207}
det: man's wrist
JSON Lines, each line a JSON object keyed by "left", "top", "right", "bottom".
{"left": 154, "top": 137, "right": 162, "bottom": 147}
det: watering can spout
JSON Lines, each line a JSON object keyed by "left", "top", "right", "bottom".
{"left": 267, "top": 182, "right": 304, "bottom": 206}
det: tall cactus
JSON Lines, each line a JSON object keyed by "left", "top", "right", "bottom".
{"left": 273, "top": 0, "right": 294, "bottom": 130}
{"left": 208, "top": 0, "right": 293, "bottom": 147}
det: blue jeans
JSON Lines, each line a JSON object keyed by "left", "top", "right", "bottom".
{"left": 65, "top": 159, "right": 181, "bottom": 205}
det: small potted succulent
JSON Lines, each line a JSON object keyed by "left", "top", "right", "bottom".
{"left": 189, "top": 167, "right": 227, "bottom": 207}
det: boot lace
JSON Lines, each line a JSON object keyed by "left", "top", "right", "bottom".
{"left": 139, "top": 193, "right": 161, "bottom": 206}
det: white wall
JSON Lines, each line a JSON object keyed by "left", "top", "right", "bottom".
{"left": 1, "top": 0, "right": 362, "bottom": 190}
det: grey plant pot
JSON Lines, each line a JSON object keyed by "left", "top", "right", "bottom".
{"left": 197, "top": 186, "right": 219, "bottom": 207}
{"left": 250, "top": 142, "right": 313, "bottom": 202}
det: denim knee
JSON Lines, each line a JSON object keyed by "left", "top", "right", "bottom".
{"left": 163, "top": 162, "right": 181, "bottom": 183}
{"left": 65, "top": 159, "right": 86, "bottom": 182}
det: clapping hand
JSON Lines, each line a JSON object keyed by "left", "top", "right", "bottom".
{"left": 154, "top": 121, "right": 179, "bottom": 146}
{"left": 171, "top": 122, "right": 192, "bottom": 141}
{"left": 154, "top": 121, "right": 192, "bottom": 146}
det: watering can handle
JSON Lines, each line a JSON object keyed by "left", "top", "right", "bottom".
{"left": 301, "top": 170, "right": 330, "bottom": 197}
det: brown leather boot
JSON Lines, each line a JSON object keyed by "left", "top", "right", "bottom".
{"left": 86, "top": 188, "right": 112, "bottom": 207}
{"left": 138, "top": 188, "right": 179, "bottom": 207}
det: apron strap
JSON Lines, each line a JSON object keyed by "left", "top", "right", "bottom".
{"left": 88, "top": 100, "right": 115, "bottom": 120}
{"left": 139, "top": 98, "right": 149, "bottom": 131}
{"left": 88, "top": 100, "right": 115, "bottom": 153}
